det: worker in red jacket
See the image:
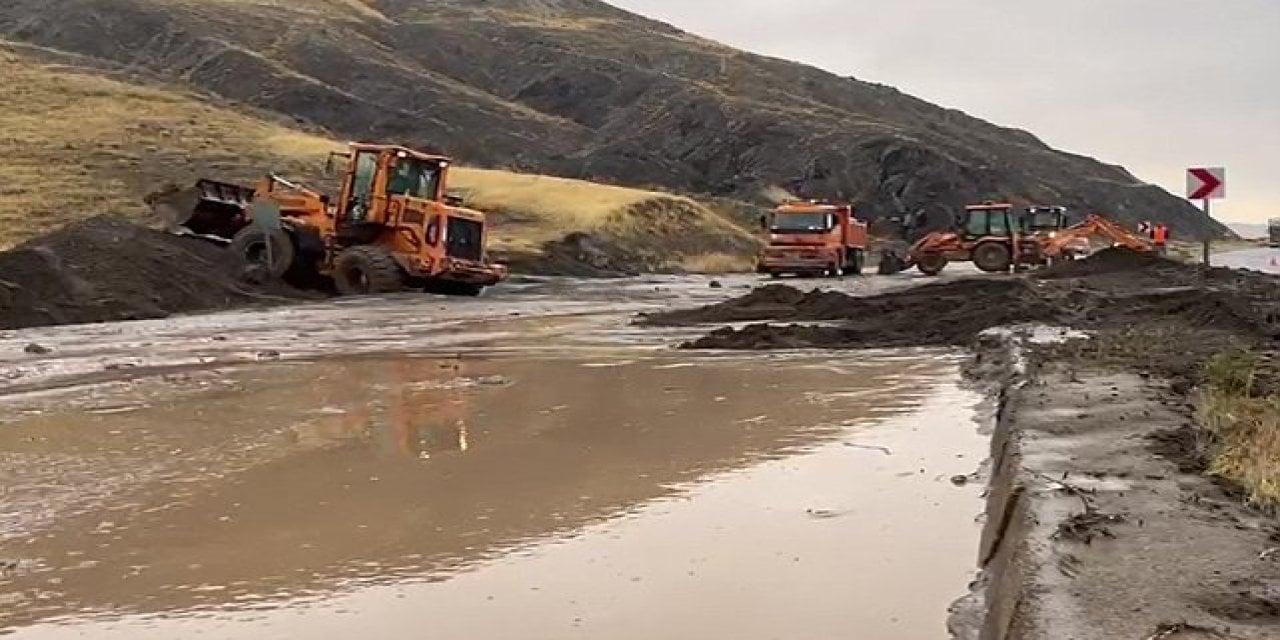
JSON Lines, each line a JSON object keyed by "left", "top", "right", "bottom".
{"left": 1152, "top": 223, "right": 1170, "bottom": 255}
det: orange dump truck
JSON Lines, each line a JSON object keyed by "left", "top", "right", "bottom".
{"left": 757, "top": 200, "right": 869, "bottom": 277}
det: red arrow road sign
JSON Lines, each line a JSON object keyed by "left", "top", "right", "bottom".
{"left": 1187, "top": 167, "right": 1225, "bottom": 200}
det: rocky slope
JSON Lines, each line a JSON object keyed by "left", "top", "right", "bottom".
{"left": 0, "top": 0, "right": 1227, "bottom": 238}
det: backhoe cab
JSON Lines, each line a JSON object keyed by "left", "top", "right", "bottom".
{"left": 151, "top": 143, "right": 507, "bottom": 297}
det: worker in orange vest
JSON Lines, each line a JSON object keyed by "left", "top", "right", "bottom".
{"left": 1152, "top": 223, "right": 1169, "bottom": 255}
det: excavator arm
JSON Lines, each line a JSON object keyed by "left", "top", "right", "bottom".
{"left": 1043, "top": 214, "right": 1153, "bottom": 257}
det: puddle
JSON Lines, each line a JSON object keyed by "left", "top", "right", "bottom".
{"left": 0, "top": 350, "right": 985, "bottom": 639}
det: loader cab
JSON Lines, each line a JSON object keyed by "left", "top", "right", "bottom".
{"left": 1021, "top": 206, "right": 1069, "bottom": 236}
{"left": 334, "top": 145, "right": 450, "bottom": 229}
{"left": 959, "top": 203, "right": 1015, "bottom": 240}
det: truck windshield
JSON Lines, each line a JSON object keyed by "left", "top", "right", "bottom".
{"left": 385, "top": 158, "right": 442, "bottom": 199}
{"left": 771, "top": 213, "right": 831, "bottom": 233}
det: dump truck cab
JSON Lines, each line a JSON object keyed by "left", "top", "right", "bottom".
{"left": 756, "top": 201, "right": 868, "bottom": 277}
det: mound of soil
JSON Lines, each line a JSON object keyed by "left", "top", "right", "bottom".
{"left": 669, "top": 279, "right": 1064, "bottom": 349}
{"left": 651, "top": 249, "right": 1280, "bottom": 359}
{"left": 1036, "top": 247, "right": 1171, "bottom": 279}
{"left": 497, "top": 233, "right": 649, "bottom": 278}
{"left": 0, "top": 217, "right": 313, "bottom": 330}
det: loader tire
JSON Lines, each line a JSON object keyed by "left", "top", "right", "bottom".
{"left": 333, "top": 246, "right": 405, "bottom": 296}
{"left": 229, "top": 227, "right": 295, "bottom": 279}
{"left": 973, "top": 242, "right": 1013, "bottom": 273}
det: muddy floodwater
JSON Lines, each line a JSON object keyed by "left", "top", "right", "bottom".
{"left": 1, "top": 275, "right": 986, "bottom": 639}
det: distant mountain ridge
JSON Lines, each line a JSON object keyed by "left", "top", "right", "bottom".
{"left": 0, "top": 0, "right": 1229, "bottom": 238}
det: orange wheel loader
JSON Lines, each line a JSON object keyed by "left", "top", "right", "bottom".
{"left": 148, "top": 143, "right": 508, "bottom": 297}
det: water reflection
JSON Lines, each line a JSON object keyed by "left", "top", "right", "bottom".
{"left": 0, "top": 352, "right": 958, "bottom": 635}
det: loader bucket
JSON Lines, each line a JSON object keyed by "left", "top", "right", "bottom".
{"left": 145, "top": 179, "right": 255, "bottom": 240}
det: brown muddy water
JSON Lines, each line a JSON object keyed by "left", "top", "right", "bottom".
{"left": 0, "top": 275, "right": 986, "bottom": 639}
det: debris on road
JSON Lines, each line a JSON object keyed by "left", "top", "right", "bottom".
{"left": 22, "top": 343, "right": 51, "bottom": 355}
{"left": 0, "top": 217, "right": 316, "bottom": 330}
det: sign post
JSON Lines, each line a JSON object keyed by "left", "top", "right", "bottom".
{"left": 1186, "top": 167, "right": 1225, "bottom": 267}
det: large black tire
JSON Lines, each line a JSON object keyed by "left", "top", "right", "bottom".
{"left": 229, "top": 226, "right": 295, "bottom": 278}
{"left": 916, "top": 252, "right": 948, "bottom": 276}
{"left": 973, "top": 242, "right": 1013, "bottom": 273}
{"left": 333, "top": 246, "right": 405, "bottom": 295}
{"left": 846, "top": 249, "right": 865, "bottom": 276}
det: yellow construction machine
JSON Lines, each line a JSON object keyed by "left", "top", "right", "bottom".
{"left": 149, "top": 143, "right": 507, "bottom": 296}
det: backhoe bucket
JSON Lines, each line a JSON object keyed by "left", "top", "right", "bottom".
{"left": 146, "top": 179, "right": 255, "bottom": 241}
{"left": 877, "top": 245, "right": 910, "bottom": 275}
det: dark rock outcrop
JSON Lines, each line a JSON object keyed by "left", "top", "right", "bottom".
{"left": 0, "top": 0, "right": 1227, "bottom": 238}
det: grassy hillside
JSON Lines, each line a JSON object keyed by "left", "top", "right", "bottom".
{"left": 0, "top": 45, "right": 335, "bottom": 244}
{"left": 0, "top": 44, "right": 758, "bottom": 270}
{"left": 0, "top": 0, "right": 1225, "bottom": 238}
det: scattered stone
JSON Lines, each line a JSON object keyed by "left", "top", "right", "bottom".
{"left": 23, "top": 342, "right": 51, "bottom": 355}
{"left": 708, "top": 280, "right": 723, "bottom": 289}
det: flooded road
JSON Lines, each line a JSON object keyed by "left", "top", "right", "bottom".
{"left": 1, "top": 274, "right": 986, "bottom": 639}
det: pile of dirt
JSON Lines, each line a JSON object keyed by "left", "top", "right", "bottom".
{"left": 0, "top": 217, "right": 312, "bottom": 330}
{"left": 656, "top": 279, "right": 1065, "bottom": 350}
{"left": 648, "top": 249, "right": 1280, "bottom": 360}
{"left": 496, "top": 233, "right": 650, "bottom": 277}
{"left": 1035, "top": 246, "right": 1172, "bottom": 279}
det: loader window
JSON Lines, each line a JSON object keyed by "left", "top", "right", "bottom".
{"left": 1028, "top": 211, "right": 1063, "bottom": 232}
{"left": 966, "top": 210, "right": 1010, "bottom": 237}
{"left": 346, "top": 151, "right": 379, "bottom": 222}
{"left": 770, "top": 212, "right": 831, "bottom": 233}
{"left": 385, "top": 158, "right": 441, "bottom": 200}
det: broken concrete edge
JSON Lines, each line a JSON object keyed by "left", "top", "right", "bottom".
{"left": 947, "top": 326, "right": 1043, "bottom": 640}
{"left": 948, "top": 326, "right": 1279, "bottom": 640}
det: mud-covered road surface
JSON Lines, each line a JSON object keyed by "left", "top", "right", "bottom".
{"left": 0, "top": 272, "right": 986, "bottom": 639}
{"left": 1219, "top": 246, "right": 1280, "bottom": 275}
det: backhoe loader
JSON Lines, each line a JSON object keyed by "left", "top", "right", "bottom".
{"left": 148, "top": 143, "right": 507, "bottom": 296}
{"left": 880, "top": 203, "right": 1146, "bottom": 276}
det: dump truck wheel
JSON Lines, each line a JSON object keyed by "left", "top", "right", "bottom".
{"left": 847, "top": 249, "right": 865, "bottom": 275}
{"left": 917, "top": 252, "right": 947, "bottom": 276}
{"left": 973, "top": 242, "right": 1013, "bottom": 273}
{"left": 229, "top": 227, "right": 295, "bottom": 278}
{"left": 333, "top": 246, "right": 405, "bottom": 295}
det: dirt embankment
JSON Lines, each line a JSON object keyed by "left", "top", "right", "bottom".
{"left": 0, "top": 217, "right": 314, "bottom": 330}
{"left": 956, "top": 334, "right": 1280, "bottom": 640}
{"left": 644, "top": 248, "right": 1279, "bottom": 389}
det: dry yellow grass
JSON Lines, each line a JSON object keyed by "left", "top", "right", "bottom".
{"left": 0, "top": 45, "right": 756, "bottom": 266}
{"left": 1200, "top": 350, "right": 1280, "bottom": 509}
{"left": 451, "top": 168, "right": 758, "bottom": 261}
{"left": 0, "top": 45, "right": 340, "bottom": 247}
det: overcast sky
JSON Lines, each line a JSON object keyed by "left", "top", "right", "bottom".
{"left": 608, "top": 0, "right": 1279, "bottom": 223}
